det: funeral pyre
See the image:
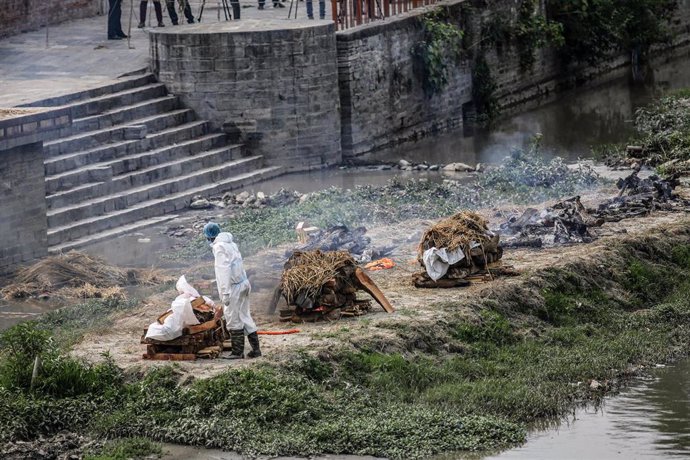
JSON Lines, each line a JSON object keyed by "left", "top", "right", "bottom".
{"left": 141, "top": 276, "right": 228, "bottom": 361}
{"left": 501, "top": 169, "right": 689, "bottom": 248}
{"left": 273, "top": 250, "right": 394, "bottom": 322}
{"left": 414, "top": 211, "right": 509, "bottom": 288}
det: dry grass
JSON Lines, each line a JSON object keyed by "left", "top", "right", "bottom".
{"left": 1, "top": 252, "right": 171, "bottom": 300}
{"left": 280, "top": 250, "right": 356, "bottom": 303}
{"left": 418, "top": 211, "right": 492, "bottom": 260}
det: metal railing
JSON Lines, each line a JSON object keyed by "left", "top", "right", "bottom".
{"left": 333, "top": 0, "right": 437, "bottom": 31}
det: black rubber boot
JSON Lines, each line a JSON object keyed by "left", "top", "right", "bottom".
{"left": 247, "top": 331, "right": 261, "bottom": 358}
{"left": 225, "top": 329, "right": 244, "bottom": 359}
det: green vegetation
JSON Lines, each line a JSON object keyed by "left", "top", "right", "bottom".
{"left": 545, "top": 0, "right": 677, "bottom": 65}
{"left": 471, "top": 54, "right": 499, "bottom": 124}
{"left": 85, "top": 438, "right": 162, "bottom": 460}
{"left": 514, "top": 0, "right": 563, "bottom": 70}
{"left": 176, "top": 140, "right": 600, "bottom": 260}
{"left": 412, "top": 11, "right": 465, "bottom": 94}
{"left": 2, "top": 232, "right": 690, "bottom": 458}
{"left": 595, "top": 90, "right": 690, "bottom": 168}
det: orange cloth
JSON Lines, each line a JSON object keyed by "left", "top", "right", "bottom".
{"left": 364, "top": 258, "right": 396, "bottom": 271}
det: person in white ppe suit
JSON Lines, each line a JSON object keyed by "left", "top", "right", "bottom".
{"left": 204, "top": 222, "right": 261, "bottom": 359}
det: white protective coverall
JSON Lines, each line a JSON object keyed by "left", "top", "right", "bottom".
{"left": 212, "top": 232, "right": 258, "bottom": 334}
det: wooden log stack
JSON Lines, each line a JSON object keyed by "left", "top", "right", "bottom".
{"left": 272, "top": 250, "right": 394, "bottom": 322}
{"left": 141, "top": 297, "right": 229, "bottom": 361}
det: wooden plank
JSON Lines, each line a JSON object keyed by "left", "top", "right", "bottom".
{"left": 143, "top": 353, "right": 196, "bottom": 361}
{"left": 184, "top": 319, "right": 220, "bottom": 335}
{"left": 354, "top": 268, "right": 395, "bottom": 313}
{"left": 268, "top": 287, "right": 283, "bottom": 314}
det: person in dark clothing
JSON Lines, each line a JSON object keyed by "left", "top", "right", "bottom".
{"left": 138, "top": 0, "right": 165, "bottom": 27}
{"left": 107, "top": 0, "right": 128, "bottom": 39}
{"left": 306, "top": 0, "right": 325, "bottom": 19}
{"left": 165, "top": 0, "right": 195, "bottom": 25}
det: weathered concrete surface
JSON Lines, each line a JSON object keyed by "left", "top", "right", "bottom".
{"left": 150, "top": 19, "right": 342, "bottom": 171}
{"left": 0, "top": 0, "right": 102, "bottom": 39}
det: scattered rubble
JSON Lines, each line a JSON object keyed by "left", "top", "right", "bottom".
{"left": 288, "top": 225, "right": 394, "bottom": 264}
{"left": 414, "top": 211, "right": 508, "bottom": 288}
{"left": 500, "top": 196, "right": 604, "bottom": 247}
{"left": 273, "top": 250, "right": 394, "bottom": 322}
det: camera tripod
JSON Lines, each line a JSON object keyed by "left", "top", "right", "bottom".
{"left": 198, "top": 0, "right": 239, "bottom": 21}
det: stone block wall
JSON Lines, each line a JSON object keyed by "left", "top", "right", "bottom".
{"left": 0, "top": 0, "right": 102, "bottom": 39}
{"left": 335, "top": 0, "right": 690, "bottom": 159}
{"left": 150, "top": 20, "right": 342, "bottom": 171}
{"left": 0, "top": 109, "right": 70, "bottom": 275}
{"left": 337, "top": 2, "right": 471, "bottom": 158}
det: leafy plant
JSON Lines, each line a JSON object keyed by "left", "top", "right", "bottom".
{"left": 514, "top": 0, "right": 563, "bottom": 71}
{"left": 412, "top": 11, "right": 465, "bottom": 94}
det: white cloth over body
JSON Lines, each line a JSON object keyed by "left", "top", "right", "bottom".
{"left": 212, "top": 232, "right": 257, "bottom": 334}
{"left": 422, "top": 247, "right": 466, "bottom": 281}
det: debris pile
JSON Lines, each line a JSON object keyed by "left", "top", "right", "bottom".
{"left": 289, "top": 225, "right": 393, "bottom": 264}
{"left": 142, "top": 277, "right": 228, "bottom": 361}
{"left": 501, "top": 196, "right": 604, "bottom": 247}
{"left": 593, "top": 170, "right": 686, "bottom": 222}
{"left": 0, "top": 251, "right": 172, "bottom": 300}
{"left": 274, "top": 250, "right": 394, "bottom": 322}
{"left": 414, "top": 211, "right": 506, "bottom": 288}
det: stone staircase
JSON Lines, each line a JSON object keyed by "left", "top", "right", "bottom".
{"left": 23, "top": 74, "right": 284, "bottom": 253}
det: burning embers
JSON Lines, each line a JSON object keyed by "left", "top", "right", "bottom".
{"left": 274, "top": 250, "right": 394, "bottom": 322}
{"left": 413, "top": 212, "right": 511, "bottom": 288}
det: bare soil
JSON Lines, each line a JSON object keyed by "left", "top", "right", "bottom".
{"left": 71, "top": 183, "right": 690, "bottom": 379}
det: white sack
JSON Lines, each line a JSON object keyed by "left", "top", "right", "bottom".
{"left": 176, "top": 275, "right": 200, "bottom": 298}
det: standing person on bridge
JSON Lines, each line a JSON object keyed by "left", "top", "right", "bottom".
{"left": 165, "top": 0, "right": 196, "bottom": 25}
{"left": 306, "top": 0, "right": 325, "bottom": 19}
{"left": 204, "top": 222, "right": 262, "bottom": 359}
{"left": 107, "top": 0, "right": 128, "bottom": 39}
{"left": 138, "top": 0, "right": 165, "bottom": 27}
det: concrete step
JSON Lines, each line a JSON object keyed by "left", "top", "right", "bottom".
{"left": 47, "top": 165, "right": 285, "bottom": 246}
{"left": 71, "top": 95, "right": 180, "bottom": 133}
{"left": 47, "top": 156, "right": 265, "bottom": 229}
{"left": 45, "top": 133, "right": 230, "bottom": 198}
{"left": 44, "top": 121, "right": 213, "bottom": 176}
{"left": 44, "top": 108, "right": 196, "bottom": 158}
{"left": 112, "top": 145, "right": 245, "bottom": 190}
{"left": 48, "top": 215, "right": 177, "bottom": 254}
{"left": 56, "top": 82, "right": 169, "bottom": 119}
{"left": 20, "top": 73, "right": 156, "bottom": 108}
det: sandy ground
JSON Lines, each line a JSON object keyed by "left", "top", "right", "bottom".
{"left": 69, "top": 181, "right": 690, "bottom": 378}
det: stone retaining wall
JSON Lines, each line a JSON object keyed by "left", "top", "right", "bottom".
{"left": 0, "top": 109, "right": 70, "bottom": 275}
{"left": 0, "top": 0, "right": 102, "bottom": 39}
{"left": 150, "top": 20, "right": 342, "bottom": 171}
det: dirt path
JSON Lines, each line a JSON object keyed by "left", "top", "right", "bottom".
{"left": 71, "top": 185, "right": 690, "bottom": 379}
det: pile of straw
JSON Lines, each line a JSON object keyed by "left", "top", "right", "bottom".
{"left": 280, "top": 250, "right": 356, "bottom": 303}
{"left": 418, "top": 211, "right": 491, "bottom": 259}
{"left": 1, "top": 251, "right": 172, "bottom": 300}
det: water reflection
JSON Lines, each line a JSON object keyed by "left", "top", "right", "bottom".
{"left": 488, "top": 360, "right": 690, "bottom": 459}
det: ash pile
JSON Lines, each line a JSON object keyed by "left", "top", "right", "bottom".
{"left": 593, "top": 168, "right": 687, "bottom": 222}
{"left": 414, "top": 212, "right": 510, "bottom": 288}
{"left": 500, "top": 196, "right": 604, "bottom": 248}
{"left": 273, "top": 250, "right": 394, "bottom": 322}
{"left": 287, "top": 224, "right": 393, "bottom": 264}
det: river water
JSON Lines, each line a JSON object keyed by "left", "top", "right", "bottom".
{"left": 486, "top": 359, "right": 690, "bottom": 460}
